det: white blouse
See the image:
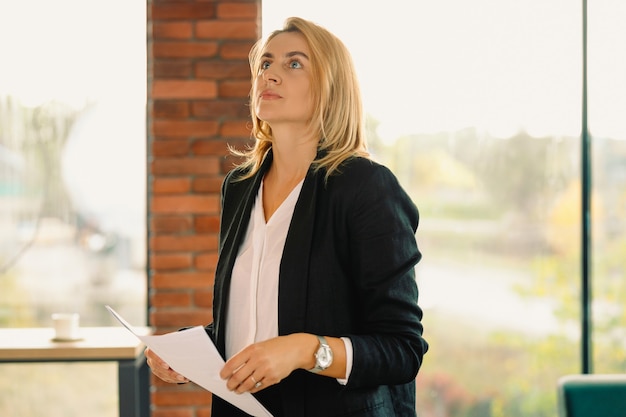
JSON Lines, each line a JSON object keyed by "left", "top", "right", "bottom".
{"left": 225, "top": 178, "right": 352, "bottom": 383}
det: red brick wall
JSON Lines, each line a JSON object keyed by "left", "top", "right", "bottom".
{"left": 147, "top": 1, "right": 261, "bottom": 415}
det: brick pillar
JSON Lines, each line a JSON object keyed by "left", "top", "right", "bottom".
{"left": 147, "top": 1, "right": 261, "bottom": 415}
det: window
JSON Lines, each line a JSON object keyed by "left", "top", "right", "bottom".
{"left": 0, "top": 0, "right": 147, "bottom": 328}
{"left": 0, "top": 1, "right": 146, "bottom": 415}
{"left": 587, "top": 0, "right": 626, "bottom": 374}
{"left": 263, "top": 1, "right": 625, "bottom": 416}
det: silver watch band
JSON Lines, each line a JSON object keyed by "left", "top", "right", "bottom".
{"left": 309, "top": 335, "right": 331, "bottom": 373}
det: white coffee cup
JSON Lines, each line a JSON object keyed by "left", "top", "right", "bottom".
{"left": 52, "top": 313, "right": 80, "bottom": 340}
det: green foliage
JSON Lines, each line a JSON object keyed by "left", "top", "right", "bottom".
{"left": 375, "top": 125, "right": 626, "bottom": 416}
{"left": 0, "top": 363, "right": 117, "bottom": 417}
{"left": 0, "top": 269, "right": 34, "bottom": 326}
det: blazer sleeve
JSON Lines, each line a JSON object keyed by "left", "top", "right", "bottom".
{"left": 340, "top": 162, "right": 428, "bottom": 388}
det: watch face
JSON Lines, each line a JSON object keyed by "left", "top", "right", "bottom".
{"left": 316, "top": 345, "right": 333, "bottom": 368}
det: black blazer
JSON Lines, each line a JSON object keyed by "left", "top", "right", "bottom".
{"left": 209, "top": 151, "right": 428, "bottom": 417}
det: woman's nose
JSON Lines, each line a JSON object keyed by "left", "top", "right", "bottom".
{"left": 263, "top": 70, "right": 280, "bottom": 84}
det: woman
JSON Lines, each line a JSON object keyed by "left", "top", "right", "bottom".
{"left": 146, "top": 17, "right": 428, "bottom": 417}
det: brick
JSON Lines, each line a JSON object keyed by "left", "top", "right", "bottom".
{"left": 152, "top": 139, "right": 191, "bottom": 157}
{"left": 153, "top": 22, "right": 193, "bottom": 40}
{"left": 151, "top": 273, "right": 214, "bottom": 290}
{"left": 223, "top": 136, "right": 254, "bottom": 150}
{"left": 220, "top": 41, "right": 256, "bottom": 59}
{"left": 153, "top": 120, "right": 219, "bottom": 138}
{"left": 147, "top": 2, "right": 261, "bottom": 414}
{"left": 154, "top": 41, "right": 219, "bottom": 59}
{"left": 191, "top": 100, "right": 250, "bottom": 119}
{"left": 196, "top": 407, "right": 214, "bottom": 417}
{"left": 150, "top": 291, "right": 192, "bottom": 308}
{"left": 217, "top": 3, "right": 258, "bottom": 20}
{"left": 195, "top": 60, "right": 251, "bottom": 80}
{"left": 151, "top": 375, "right": 206, "bottom": 389}
{"left": 218, "top": 80, "right": 250, "bottom": 98}
{"left": 192, "top": 177, "right": 224, "bottom": 194}
{"left": 153, "top": 60, "right": 193, "bottom": 78}
{"left": 150, "top": 216, "right": 193, "bottom": 233}
{"left": 151, "top": 376, "right": 183, "bottom": 388}
{"left": 151, "top": 3, "right": 216, "bottom": 20}
{"left": 192, "top": 289, "right": 214, "bottom": 308}
{"left": 194, "top": 252, "right": 219, "bottom": 271}
{"left": 153, "top": 177, "right": 192, "bottom": 194}
{"left": 220, "top": 120, "right": 251, "bottom": 138}
{"left": 196, "top": 21, "right": 257, "bottom": 40}
{"left": 152, "top": 387, "right": 213, "bottom": 406}
{"left": 151, "top": 157, "right": 220, "bottom": 176}
{"left": 151, "top": 235, "right": 219, "bottom": 252}
{"left": 150, "top": 309, "right": 189, "bottom": 329}
{"left": 151, "top": 195, "right": 219, "bottom": 214}
{"left": 221, "top": 154, "right": 247, "bottom": 174}
{"left": 191, "top": 139, "right": 229, "bottom": 156}
{"left": 153, "top": 101, "right": 190, "bottom": 119}
{"left": 194, "top": 215, "right": 221, "bottom": 233}
{"left": 153, "top": 80, "right": 218, "bottom": 99}
{"left": 151, "top": 253, "right": 193, "bottom": 270}
{"left": 151, "top": 407, "right": 194, "bottom": 417}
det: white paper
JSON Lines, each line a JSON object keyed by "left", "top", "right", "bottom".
{"left": 106, "top": 305, "right": 273, "bottom": 417}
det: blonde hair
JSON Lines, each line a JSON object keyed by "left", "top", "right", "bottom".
{"left": 232, "top": 17, "right": 369, "bottom": 179}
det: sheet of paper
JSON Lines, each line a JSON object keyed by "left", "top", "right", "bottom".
{"left": 106, "top": 305, "right": 273, "bottom": 417}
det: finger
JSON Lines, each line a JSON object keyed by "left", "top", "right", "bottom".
{"left": 225, "top": 362, "right": 251, "bottom": 391}
{"left": 248, "top": 374, "right": 265, "bottom": 393}
{"left": 220, "top": 356, "right": 247, "bottom": 380}
{"left": 175, "top": 373, "right": 190, "bottom": 384}
{"left": 234, "top": 372, "right": 263, "bottom": 394}
{"left": 155, "top": 367, "right": 189, "bottom": 384}
{"left": 145, "top": 350, "right": 189, "bottom": 384}
{"left": 145, "top": 348, "right": 169, "bottom": 370}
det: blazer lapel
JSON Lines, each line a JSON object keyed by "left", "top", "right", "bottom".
{"left": 278, "top": 167, "right": 323, "bottom": 335}
{"left": 213, "top": 154, "right": 272, "bottom": 353}
{"left": 215, "top": 152, "right": 322, "bottom": 347}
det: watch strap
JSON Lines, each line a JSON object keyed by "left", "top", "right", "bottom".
{"left": 309, "top": 335, "right": 330, "bottom": 373}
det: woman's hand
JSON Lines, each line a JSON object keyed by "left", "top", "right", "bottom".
{"left": 145, "top": 347, "right": 190, "bottom": 384}
{"left": 220, "top": 333, "right": 317, "bottom": 394}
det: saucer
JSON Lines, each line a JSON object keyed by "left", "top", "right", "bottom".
{"left": 51, "top": 336, "right": 84, "bottom": 342}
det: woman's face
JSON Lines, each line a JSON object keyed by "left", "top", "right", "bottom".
{"left": 253, "top": 32, "right": 314, "bottom": 129}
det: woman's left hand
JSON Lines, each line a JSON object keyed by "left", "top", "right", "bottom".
{"left": 220, "top": 333, "right": 316, "bottom": 394}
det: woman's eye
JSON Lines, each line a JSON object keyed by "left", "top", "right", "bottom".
{"left": 261, "top": 61, "right": 271, "bottom": 70}
{"left": 289, "top": 60, "right": 302, "bottom": 69}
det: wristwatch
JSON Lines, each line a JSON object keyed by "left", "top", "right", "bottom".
{"left": 309, "top": 335, "right": 333, "bottom": 373}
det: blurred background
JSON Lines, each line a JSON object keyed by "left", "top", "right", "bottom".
{"left": 0, "top": 0, "right": 147, "bottom": 327}
{"left": 0, "top": 1, "right": 146, "bottom": 415}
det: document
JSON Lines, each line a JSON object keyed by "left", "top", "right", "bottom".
{"left": 106, "top": 305, "right": 273, "bottom": 417}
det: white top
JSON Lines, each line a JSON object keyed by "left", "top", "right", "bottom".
{"left": 225, "top": 179, "right": 353, "bottom": 383}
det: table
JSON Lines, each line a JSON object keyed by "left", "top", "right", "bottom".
{"left": 0, "top": 326, "right": 152, "bottom": 417}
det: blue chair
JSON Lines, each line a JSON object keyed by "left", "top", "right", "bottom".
{"left": 558, "top": 374, "right": 626, "bottom": 417}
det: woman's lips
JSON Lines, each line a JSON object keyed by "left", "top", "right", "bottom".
{"left": 260, "top": 90, "right": 282, "bottom": 99}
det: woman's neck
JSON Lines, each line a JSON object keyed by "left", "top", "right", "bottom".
{"left": 261, "top": 127, "right": 317, "bottom": 222}
{"left": 269, "top": 126, "right": 318, "bottom": 181}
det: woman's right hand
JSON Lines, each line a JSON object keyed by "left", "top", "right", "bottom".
{"left": 145, "top": 347, "right": 189, "bottom": 384}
